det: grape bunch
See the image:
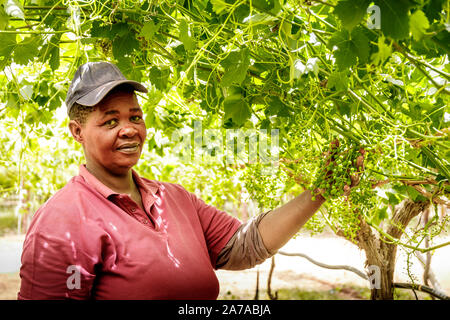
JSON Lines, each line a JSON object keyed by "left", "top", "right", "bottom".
{"left": 311, "top": 139, "right": 365, "bottom": 201}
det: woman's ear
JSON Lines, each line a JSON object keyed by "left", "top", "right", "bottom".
{"left": 69, "top": 120, "right": 83, "bottom": 143}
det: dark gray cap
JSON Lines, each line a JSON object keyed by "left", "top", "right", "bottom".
{"left": 65, "top": 61, "right": 148, "bottom": 114}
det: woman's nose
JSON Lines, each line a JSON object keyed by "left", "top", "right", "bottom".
{"left": 118, "top": 124, "right": 138, "bottom": 138}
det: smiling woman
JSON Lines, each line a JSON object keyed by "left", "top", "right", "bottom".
{"left": 18, "top": 62, "right": 245, "bottom": 299}
{"left": 17, "top": 62, "right": 256, "bottom": 299}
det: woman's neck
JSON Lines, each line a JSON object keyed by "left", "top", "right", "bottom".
{"left": 85, "top": 163, "right": 136, "bottom": 195}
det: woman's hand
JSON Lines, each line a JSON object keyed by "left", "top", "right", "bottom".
{"left": 313, "top": 139, "right": 365, "bottom": 200}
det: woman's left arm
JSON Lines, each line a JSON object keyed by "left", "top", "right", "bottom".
{"left": 257, "top": 190, "right": 325, "bottom": 253}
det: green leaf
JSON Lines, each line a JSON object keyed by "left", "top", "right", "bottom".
{"left": 13, "top": 37, "right": 41, "bottom": 65}
{"left": 427, "top": 98, "right": 444, "bottom": 129}
{"left": 193, "top": 0, "right": 209, "bottom": 12}
{"left": 373, "top": 0, "right": 411, "bottom": 40}
{"left": 431, "top": 29, "right": 450, "bottom": 55}
{"left": 112, "top": 30, "right": 139, "bottom": 58}
{"left": 423, "top": 0, "right": 444, "bottom": 22}
{"left": 116, "top": 57, "right": 142, "bottom": 82}
{"left": 140, "top": 20, "right": 158, "bottom": 41}
{"left": 179, "top": 19, "right": 196, "bottom": 51}
{"left": 373, "top": 206, "right": 388, "bottom": 225}
{"left": 370, "top": 35, "right": 392, "bottom": 65}
{"left": 0, "top": 6, "right": 9, "bottom": 29}
{"left": 328, "top": 28, "right": 369, "bottom": 70}
{"left": 39, "top": 35, "right": 60, "bottom": 71}
{"left": 5, "top": 92, "right": 19, "bottom": 117}
{"left": 253, "top": 0, "right": 275, "bottom": 11}
{"left": 211, "top": 0, "right": 228, "bottom": 15}
{"left": 220, "top": 48, "right": 250, "bottom": 87}
{"left": 333, "top": 0, "right": 371, "bottom": 30}
{"left": 90, "top": 21, "right": 111, "bottom": 38}
{"left": 265, "top": 96, "right": 290, "bottom": 117}
{"left": 223, "top": 97, "right": 251, "bottom": 127}
{"left": 4, "top": 0, "right": 24, "bottom": 20}
{"left": 0, "top": 33, "right": 16, "bottom": 69}
{"left": 111, "top": 23, "right": 129, "bottom": 37}
{"left": 327, "top": 71, "right": 348, "bottom": 91}
{"left": 149, "top": 66, "right": 170, "bottom": 91}
{"left": 410, "top": 10, "right": 430, "bottom": 41}
{"left": 48, "top": 36, "right": 60, "bottom": 71}
{"left": 386, "top": 192, "right": 401, "bottom": 205}
{"left": 405, "top": 185, "right": 424, "bottom": 202}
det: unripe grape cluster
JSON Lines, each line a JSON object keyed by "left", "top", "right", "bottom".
{"left": 311, "top": 140, "right": 365, "bottom": 201}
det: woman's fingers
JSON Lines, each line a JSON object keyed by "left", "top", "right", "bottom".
{"left": 349, "top": 152, "right": 365, "bottom": 187}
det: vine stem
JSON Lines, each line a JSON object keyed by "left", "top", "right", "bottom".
{"left": 278, "top": 250, "right": 369, "bottom": 280}
{"left": 393, "top": 42, "right": 450, "bottom": 81}
{"left": 366, "top": 220, "right": 450, "bottom": 253}
{"left": 0, "top": 30, "right": 71, "bottom": 34}
{"left": 174, "top": 0, "right": 245, "bottom": 88}
{"left": 392, "top": 42, "right": 449, "bottom": 94}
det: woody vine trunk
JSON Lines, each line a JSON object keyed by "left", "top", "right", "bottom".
{"left": 351, "top": 199, "right": 429, "bottom": 300}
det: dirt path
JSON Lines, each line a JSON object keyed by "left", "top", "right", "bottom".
{"left": 1, "top": 232, "right": 449, "bottom": 300}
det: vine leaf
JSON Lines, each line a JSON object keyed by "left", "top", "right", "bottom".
{"left": 220, "top": 48, "right": 250, "bottom": 87}
{"left": 423, "top": 0, "right": 445, "bottom": 22}
{"left": 333, "top": 0, "right": 371, "bottom": 30}
{"left": 328, "top": 71, "right": 348, "bottom": 91}
{"left": 14, "top": 37, "right": 41, "bottom": 65}
{"left": 39, "top": 35, "right": 61, "bottom": 71}
{"left": 90, "top": 21, "right": 112, "bottom": 38}
{"left": 265, "top": 96, "right": 290, "bottom": 117}
{"left": 370, "top": 35, "right": 391, "bottom": 65}
{"left": 179, "top": 20, "right": 196, "bottom": 51}
{"left": 328, "top": 28, "right": 369, "bottom": 70}
{"left": 432, "top": 30, "right": 450, "bottom": 55}
{"left": 210, "top": 0, "right": 227, "bottom": 15}
{"left": 140, "top": 20, "right": 158, "bottom": 41}
{"left": 223, "top": 97, "right": 251, "bottom": 127}
{"left": 410, "top": 10, "right": 430, "bottom": 41}
{"left": 193, "top": 0, "right": 209, "bottom": 12}
{"left": 0, "top": 33, "right": 16, "bottom": 69}
{"left": 253, "top": 0, "right": 276, "bottom": 11}
{"left": 149, "top": 66, "right": 170, "bottom": 91}
{"left": 0, "top": 5, "right": 9, "bottom": 29}
{"left": 112, "top": 29, "right": 139, "bottom": 59}
{"left": 373, "top": 0, "right": 411, "bottom": 40}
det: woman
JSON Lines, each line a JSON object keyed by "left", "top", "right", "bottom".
{"left": 18, "top": 62, "right": 362, "bottom": 299}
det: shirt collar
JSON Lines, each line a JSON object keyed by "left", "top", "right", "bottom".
{"left": 131, "top": 169, "right": 159, "bottom": 196}
{"left": 78, "top": 164, "right": 159, "bottom": 199}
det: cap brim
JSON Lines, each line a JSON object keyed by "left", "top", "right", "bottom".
{"left": 76, "top": 80, "right": 148, "bottom": 107}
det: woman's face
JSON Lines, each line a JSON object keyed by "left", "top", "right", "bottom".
{"left": 78, "top": 90, "right": 147, "bottom": 177}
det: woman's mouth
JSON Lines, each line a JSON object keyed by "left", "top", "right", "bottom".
{"left": 116, "top": 143, "right": 140, "bottom": 154}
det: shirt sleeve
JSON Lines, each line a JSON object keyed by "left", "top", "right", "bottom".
{"left": 215, "top": 211, "right": 277, "bottom": 270}
{"left": 188, "top": 192, "right": 242, "bottom": 269}
{"left": 18, "top": 199, "right": 105, "bottom": 300}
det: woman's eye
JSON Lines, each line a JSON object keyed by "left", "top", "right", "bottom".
{"left": 104, "top": 119, "right": 118, "bottom": 126}
{"left": 131, "top": 115, "right": 142, "bottom": 122}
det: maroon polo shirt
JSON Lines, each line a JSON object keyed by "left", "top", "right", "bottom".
{"left": 18, "top": 165, "right": 241, "bottom": 300}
